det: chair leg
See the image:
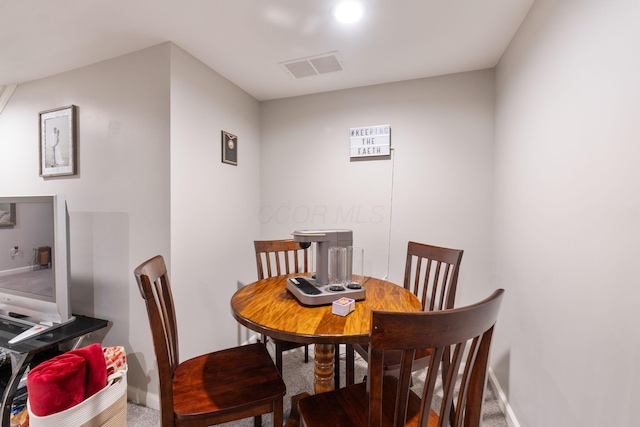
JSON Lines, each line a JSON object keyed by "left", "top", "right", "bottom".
{"left": 254, "top": 415, "right": 261, "bottom": 427}
{"left": 304, "top": 345, "right": 309, "bottom": 363}
{"left": 442, "top": 347, "right": 456, "bottom": 426}
{"left": 284, "top": 393, "right": 308, "bottom": 427}
{"left": 273, "top": 396, "right": 284, "bottom": 427}
{"left": 334, "top": 344, "right": 340, "bottom": 388}
{"left": 346, "top": 344, "right": 355, "bottom": 386}
{"left": 275, "top": 343, "right": 283, "bottom": 374}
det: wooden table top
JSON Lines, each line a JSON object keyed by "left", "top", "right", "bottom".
{"left": 231, "top": 274, "right": 422, "bottom": 345}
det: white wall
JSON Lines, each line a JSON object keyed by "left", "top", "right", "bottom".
{"left": 494, "top": 1, "right": 640, "bottom": 426}
{"left": 0, "top": 44, "right": 172, "bottom": 405}
{"left": 6, "top": 3, "right": 636, "bottom": 420}
{"left": 0, "top": 41, "right": 265, "bottom": 410}
{"left": 169, "top": 44, "right": 262, "bottom": 361}
{"left": 260, "top": 70, "right": 495, "bottom": 310}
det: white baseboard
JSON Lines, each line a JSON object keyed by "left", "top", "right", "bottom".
{"left": 487, "top": 368, "right": 520, "bottom": 427}
{"left": 0, "top": 266, "right": 33, "bottom": 277}
{"left": 127, "top": 385, "right": 160, "bottom": 411}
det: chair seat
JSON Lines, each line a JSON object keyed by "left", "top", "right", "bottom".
{"left": 352, "top": 344, "right": 433, "bottom": 374}
{"left": 173, "top": 343, "right": 286, "bottom": 423}
{"left": 298, "top": 377, "right": 439, "bottom": 427}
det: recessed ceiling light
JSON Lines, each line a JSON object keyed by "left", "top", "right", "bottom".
{"left": 332, "top": 1, "right": 364, "bottom": 24}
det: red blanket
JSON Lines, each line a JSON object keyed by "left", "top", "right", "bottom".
{"left": 70, "top": 343, "right": 108, "bottom": 398}
{"left": 27, "top": 343, "right": 108, "bottom": 417}
{"left": 26, "top": 353, "right": 86, "bottom": 416}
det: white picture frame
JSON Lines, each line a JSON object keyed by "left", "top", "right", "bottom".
{"left": 39, "top": 105, "right": 77, "bottom": 177}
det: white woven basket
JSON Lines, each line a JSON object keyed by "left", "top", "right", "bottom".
{"left": 27, "top": 367, "right": 127, "bottom": 427}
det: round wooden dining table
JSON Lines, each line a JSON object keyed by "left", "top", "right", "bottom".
{"left": 230, "top": 274, "right": 421, "bottom": 393}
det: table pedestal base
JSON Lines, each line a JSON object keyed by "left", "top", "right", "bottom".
{"left": 313, "top": 344, "right": 335, "bottom": 394}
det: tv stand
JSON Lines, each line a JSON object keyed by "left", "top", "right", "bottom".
{"left": 0, "top": 314, "right": 108, "bottom": 427}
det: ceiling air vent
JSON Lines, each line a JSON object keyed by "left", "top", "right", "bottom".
{"left": 280, "top": 52, "right": 344, "bottom": 79}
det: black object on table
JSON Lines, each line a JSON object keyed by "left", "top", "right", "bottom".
{"left": 0, "top": 314, "right": 109, "bottom": 427}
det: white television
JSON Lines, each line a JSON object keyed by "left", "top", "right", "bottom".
{"left": 0, "top": 195, "right": 74, "bottom": 327}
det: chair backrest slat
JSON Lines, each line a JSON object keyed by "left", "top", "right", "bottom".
{"left": 403, "top": 241, "right": 463, "bottom": 312}
{"left": 254, "top": 239, "right": 310, "bottom": 280}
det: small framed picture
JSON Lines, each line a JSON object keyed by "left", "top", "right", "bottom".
{"left": 39, "top": 105, "right": 78, "bottom": 178}
{"left": 222, "top": 131, "right": 238, "bottom": 166}
{"left": 0, "top": 203, "right": 16, "bottom": 227}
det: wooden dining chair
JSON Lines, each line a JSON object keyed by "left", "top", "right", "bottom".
{"left": 134, "top": 255, "right": 286, "bottom": 427}
{"left": 346, "top": 241, "right": 464, "bottom": 385}
{"left": 298, "top": 288, "right": 505, "bottom": 427}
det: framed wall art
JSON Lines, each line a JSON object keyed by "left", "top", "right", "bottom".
{"left": 221, "top": 130, "right": 238, "bottom": 166}
{"left": 0, "top": 203, "right": 16, "bottom": 227}
{"left": 39, "top": 105, "right": 77, "bottom": 177}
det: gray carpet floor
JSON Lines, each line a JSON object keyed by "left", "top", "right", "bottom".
{"left": 127, "top": 343, "right": 509, "bottom": 426}
{"left": 0, "top": 267, "right": 53, "bottom": 297}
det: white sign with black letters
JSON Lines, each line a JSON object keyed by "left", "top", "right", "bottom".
{"left": 349, "top": 125, "right": 391, "bottom": 158}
